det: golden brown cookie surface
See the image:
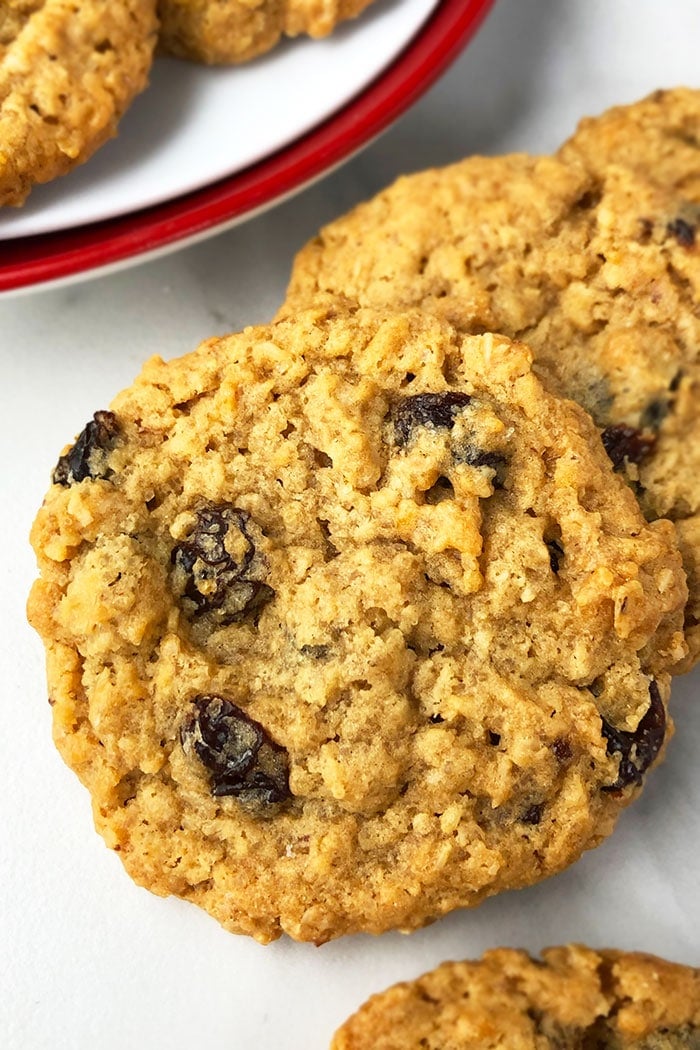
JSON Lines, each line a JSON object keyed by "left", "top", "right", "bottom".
{"left": 280, "top": 152, "right": 700, "bottom": 667}
{"left": 158, "top": 0, "right": 376, "bottom": 64}
{"left": 331, "top": 945, "right": 700, "bottom": 1050}
{"left": 29, "top": 307, "right": 686, "bottom": 943}
{"left": 0, "top": 0, "right": 158, "bottom": 207}
{"left": 559, "top": 88, "right": 700, "bottom": 201}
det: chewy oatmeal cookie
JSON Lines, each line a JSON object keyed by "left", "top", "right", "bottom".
{"left": 559, "top": 88, "right": 700, "bottom": 202}
{"left": 331, "top": 945, "right": 700, "bottom": 1050}
{"left": 28, "top": 306, "right": 687, "bottom": 943}
{"left": 280, "top": 154, "right": 700, "bottom": 668}
{"left": 0, "top": 0, "right": 158, "bottom": 207}
{"left": 158, "top": 0, "right": 376, "bottom": 65}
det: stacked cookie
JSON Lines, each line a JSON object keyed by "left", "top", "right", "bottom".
{"left": 0, "top": 0, "right": 378, "bottom": 205}
{"left": 28, "top": 89, "right": 700, "bottom": 955}
{"left": 157, "top": 0, "right": 378, "bottom": 65}
{"left": 281, "top": 87, "right": 700, "bottom": 669}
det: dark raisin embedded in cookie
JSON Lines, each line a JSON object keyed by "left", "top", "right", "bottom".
{"left": 171, "top": 504, "right": 274, "bottom": 625}
{"left": 453, "top": 445, "right": 508, "bottom": 488}
{"left": 601, "top": 681, "right": 666, "bottom": 791}
{"left": 181, "top": 695, "right": 291, "bottom": 806}
{"left": 52, "top": 411, "right": 121, "bottom": 486}
{"left": 640, "top": 398, "right": 670, "bottom": 431}
{"left": 601, "top": 424, "right": 657, "bottom": 471}
{"left": 299, "top": 644, "right": 331, "bottom": 660}
{"left": 667, "top": 217, "right": 696, "bottom": 247}
{"left": 552, "top": 738, "right": 572, "bottom": 762}
{"left": 545, "top": 538, "right": 564, "bottom": 573}
{"left": 392, "top": 392, "right": 472, "bottom": 447}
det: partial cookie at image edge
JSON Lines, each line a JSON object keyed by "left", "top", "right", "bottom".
{"left": 331, "top": 945, "right": 700, "bottom": 1050}
{"left": 0, "top": 0, "right": 158, "bottom": 207}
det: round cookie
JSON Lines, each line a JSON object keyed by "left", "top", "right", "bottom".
{"left": 158, "top": 0, "right": 376, "bottom": 65}
{"left": 559, "top": 88, "right": 700, "bottom": 202}
{"left": 0, "top": 0, "right": 158, "bottom": 207}
{"left": 331, "top": 945, "right": 700, "bottom": 1050}
{"left": 28, "top": 306, "right": 687, "bottom": 943}
{"left": 280, "top": 153, "right": 700, "bottom": 668}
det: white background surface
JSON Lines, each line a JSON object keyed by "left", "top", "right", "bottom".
{"left": 0, "top": 0, "right": 439, "bottom": 238}
{"left": 2, "top": 1, "right": 700, "bottom": 1047}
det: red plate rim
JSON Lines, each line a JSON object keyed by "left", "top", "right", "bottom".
{"left": 0, "top": 0, "right": 496, "bottom": 294}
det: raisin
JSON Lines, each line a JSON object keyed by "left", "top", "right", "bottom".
{"left": 521, "top": 804, "right": 543, "bottom": 825}
{"left": 171, "top": 504, "right": 274, "bottom": 625}
{"left": 299, "top": 644, "right": 331, "bottom": 660}
{"left": 601, "top": 681, "right": 666, "bottom": 791}
{"left": 52, "top": 411, "right": 120, "bottom": 486}
{"left": 181, "top": 695, "right": 290, "bottom": 805}
{"left": 640, "top": 399, "right": 669, "bottom": 431}
{"left": 454, "top": 445, "right": 508, "bottom": 488}
{"left": 601, "top": 424, "right": 657, "bottom": 470}
{"left": 552, "top": 738, "right": 572, "bottom": 762}
{"left": 575, "top": 190, "right": 601, "bottom": 211}
{"left": 545, "top": 538, "right": 564, "bottom": 574}
{"left": 429, "top": 713, "right": 445, "bottom": 724}
{"left": 638, "top": 217, "right": 654, "bottom": 242}
{"left": 392, "top": 392, "right": 472, "bottom": 446}
{"left": 667, "top": 217, "right": 696, "bottom": 247}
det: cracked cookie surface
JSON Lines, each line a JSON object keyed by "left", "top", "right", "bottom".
{"left": 158, "top": 0, "right": 376, "bottom": 64}
{"left": 280, "top": 152, "right": 700, "bottom": 667}
{"left": 0, "top": 0, "right": 158, "bottom": 206}
{"left": 331, "top": 945, "right": 700, "bottom": 1050}
{"left": 28, "top": 306, "right": 686, "bottom": 943}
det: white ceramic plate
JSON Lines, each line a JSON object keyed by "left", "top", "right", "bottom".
{"left": 0, "top": 0, "right": 496, "bottom": 295}
{"left": 0, "top": 0, "right": 439, "bottom": 240}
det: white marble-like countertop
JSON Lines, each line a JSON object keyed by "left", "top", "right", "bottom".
{"left": 2, "top": 1, "right": 699, "bottom": 1047}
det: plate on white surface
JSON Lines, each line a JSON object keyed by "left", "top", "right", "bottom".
{"left": 0, "top": 0, "right": 439, "bottom": 240}
{"left": 0, "top": 0, "right": 496, "bottom": 294}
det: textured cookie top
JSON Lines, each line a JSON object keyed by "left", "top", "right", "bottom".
{"left": 331, "top": 945, "right": 700, "bottom": 1050}
{"left": 158, "top": 0, "right": 375, "bottom": 64}
{"left": 0, "top": 0, "right": 158, "bottom": 206}
{"left": 559, "top": 88, "right": 700, "bottom": 201}
{"left": 29, "top": 307, "right": 686, "bottom": 943}
{"left": 280, "top": 151, "right": 700, "bottom": 667}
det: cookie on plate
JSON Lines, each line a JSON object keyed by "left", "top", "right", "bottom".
{"left": 559, "top": 88, "right": 700, "bottom": 201}
{"left": 280, "top": 154, "right": 700, "bottom": 669}
{"left": 158, "top": 0, "right": 376, "bottom": 65}
{"left": 331, "top": 944, "right": 700, "bottom": 1049}
{"left": 28, "top": 306, "right": 686, "bottom": 943}
{"left": 0, "top": 0, "right": 158, "bottom": 207}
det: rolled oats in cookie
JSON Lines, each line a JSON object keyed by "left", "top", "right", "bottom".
{"left": 280, "top": 152, "right": 700, "bottom": 668}
{"left": 157, "top": 0, "right": 376, "bottom": 65}
{"left": 0, "top": 0, "right": 158, "bottom": 207}
{"left": 559, "top": 88, "right": 700, "bottom": 201}
{"left": 331, "top": 945, "right": 700, "bottom": 1050}
{"left": 28, "top": 306, "right": 687, "bottom": 943}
